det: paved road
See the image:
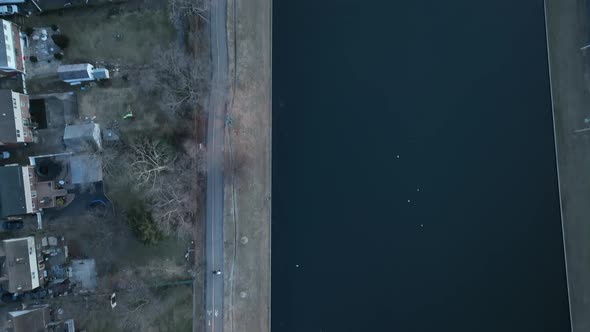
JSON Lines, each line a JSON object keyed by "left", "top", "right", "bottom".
{"left": 203, "top": 0, "right": 229, "bottom": 331}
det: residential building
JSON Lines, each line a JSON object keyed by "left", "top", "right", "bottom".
{"left": 0, "top": 165, "right": 35, "bottom": 219}
{"left": 0, "top": 236, "right": 43, "bottom": 293}
{"left": 0, "top": 89, "right": 32, "bottom": 146}
{"left": 0, "top": 19, "right": 24, "bottom": 74}
{"left": 0, "top": 162, "right": 73, "bottom": 219}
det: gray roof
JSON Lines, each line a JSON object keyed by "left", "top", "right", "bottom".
{"left": 70, "top": 154, "right": 102, "bottom": 184}
{"left": 1, "top": 238, "right": 35, "bottom": 293}
{"left": 63, "top": 123, "right": 95, "bottom": 140}
{"left": 91, "top": 68, "right": 109, "bottom": 79}
{"left": 7, "top": 305, "right": 50, "bottom": 332}
{"left": 57, "top": 63, "right": 91, "bottom": 81}
{"left": 0, "top": 89, "right": 16, "bottom": 143}
{"left": 70, "top": 259, "right": 97, "bottom": 290}
{"left": 64, "top": 123, "right": 100, "bottom": 152}
{"left": 0, "top": 166, "right": 27, "bottom": 218}
{"left": 0, "top": 23, "right": 8, "bottom": 68}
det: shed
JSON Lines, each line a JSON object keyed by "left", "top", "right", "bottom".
{"left": 91, "top": 67, "right": 110, "bottom": 80}
{"left": 57, "top": 63, "right": 94, "bottom": 84}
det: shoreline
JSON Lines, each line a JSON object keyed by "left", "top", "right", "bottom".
{"left": 544, "top": 0, "right": 574, "bottom": 328}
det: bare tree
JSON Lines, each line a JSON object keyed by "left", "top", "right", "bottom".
{"left": 147, "top": 150, "right": 198, "bottom": 238}
{"left": 128, "top": 136, "right": 176, "bottom": 188}
{"left": 141, "top": 46, "right": 207, "bottom": 117}
{"left": 168, "top": 0, "right": 210, "bottom": 23}
{"left": 100, "top": 145, "right": 122, "bottom": 180}
{"left": 183, "top": 138, "right": 207, "bottom": 174}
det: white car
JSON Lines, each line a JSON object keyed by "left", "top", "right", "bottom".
{"left": 110, "top": 293, "right": 117, "bottom": 309}
{"left": 0, "top": 5, "right": 18, "bottom": 16}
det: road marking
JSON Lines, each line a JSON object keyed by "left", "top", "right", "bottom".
{"left": 215, "top": 309, "right": 219, "bottom": 317}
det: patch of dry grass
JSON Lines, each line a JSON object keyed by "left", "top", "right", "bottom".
{"left": 28, "top": 9, "right": 174, "bottom": 64}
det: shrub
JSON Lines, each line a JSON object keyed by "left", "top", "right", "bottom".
{"left": 51, "top": 34, "right": 70, "bottom": 49}
{"left": 127, "top": 205, "right": 163, "bottom": 245}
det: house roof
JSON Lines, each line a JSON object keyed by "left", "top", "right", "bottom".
{"left": 70, "top": 259, "right": 97, "bottom": 290}
{"left": 70, "top": 154, "right": 103, "bottom": 184}
{"left": 1, "top": 237, "right": 39, "bottom": 293}
{"left": 64, "top": 123, "right": 100, "bottom": 152}
{"left": 0, "top": 21, "right": 8, "bottom": 68}
{"left": 57, "top": 63, "right": 92, "bottom": 81}
{"left": 91, "top": 67, "right": 109, "bottom": 79}
{"left": 7, "top": 305, "right": 51, "bottom": 332}
{"left": 0, "top": 166, "right": 27, "bottom": 218}
{"left": 0, "top": 89, "right": 16, "bottom": 143}
{"left": 63, "top": 123, "right": 95, "bottom": 140}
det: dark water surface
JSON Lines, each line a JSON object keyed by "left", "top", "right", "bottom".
{"left": 272, "top": 1, "right": 571, "bottom": 331}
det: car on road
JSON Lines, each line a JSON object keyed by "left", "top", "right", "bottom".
{"left": 0, "top": 5, "right": 18, "bottom": 16}
{"left": 1, "top": 220, "right": 23, "bottom": 231}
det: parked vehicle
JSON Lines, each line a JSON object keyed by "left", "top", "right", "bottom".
{"left": 1, "top": 292, "right": 22, "bottom": 303}
{"left": 0, "top": 5, "right": 17, "bottom": 16}
{"left": 1, "top": 220, "right": 23, "bottom": 230}
{"left": 0, "top": 151, "right": 9, "bottom": 160}
{"left": 110, "top": 293, "right": 117, "bottom": 309}
{"left": 23, "top": 288, "right": 49, "bottom": 301}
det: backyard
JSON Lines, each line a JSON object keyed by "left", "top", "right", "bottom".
{"left": 5, "top": 1, "right": 208, "bottom": 330}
